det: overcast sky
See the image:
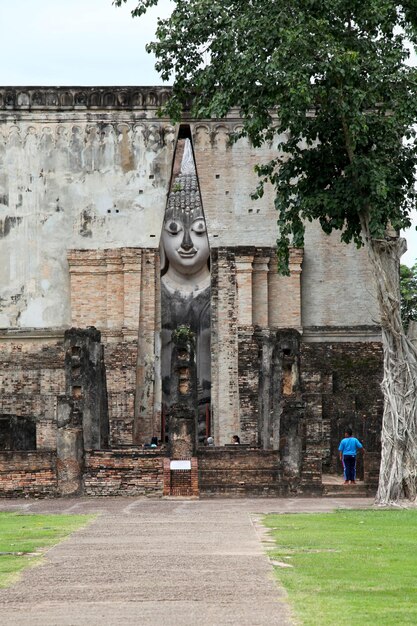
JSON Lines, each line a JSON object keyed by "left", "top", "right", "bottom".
{"left": 1, "top": 0, "right": 416, "bottom": 265}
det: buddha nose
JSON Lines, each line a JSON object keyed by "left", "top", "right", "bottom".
{"left": 181, "top": 228, "right": 193, "bottom": 251}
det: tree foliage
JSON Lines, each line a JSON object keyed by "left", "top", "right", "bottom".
{"left": 115, "top": 0, "right": 417, "bottom": 270}
{"left": 401, "top": 263, "right": 417, "bottom": 331}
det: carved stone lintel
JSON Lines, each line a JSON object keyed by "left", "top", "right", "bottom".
{"left": 0, "top": 87, "right": 173, "bottom": 112}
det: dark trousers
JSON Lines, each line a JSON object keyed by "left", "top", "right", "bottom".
{"left": 343, "top": 455, "right": 356, "bottom": 482}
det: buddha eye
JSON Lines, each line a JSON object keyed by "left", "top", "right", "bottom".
{"left": 192, "top": 218, "right": 206, "bottom": 235}
{"left": 165, "top": 220, "right": 182, "bottom": 235}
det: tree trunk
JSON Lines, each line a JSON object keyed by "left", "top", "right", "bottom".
{"left": 362, "top": 224, "right": 417, "bottom": 504}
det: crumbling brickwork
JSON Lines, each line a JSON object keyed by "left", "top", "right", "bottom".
{"left": 84, "top": 449, "right": 164, "bottom": 496}
{"left": 105, "top": 341, "right": 137, "bottom": 445}
{"left": 211, "top": 246, "right": 304, "bottom": 446}
{"left": 0, "top": 334, "right": 64, "bottom": 451}
{"left": 301, "top": 340, "right": 383, "bottom": 480}
{"left": 0, "top": 451, "right": 57, "bottom": 497}
{"left": 198, "top": 448, "right": 286, "bottom": 497}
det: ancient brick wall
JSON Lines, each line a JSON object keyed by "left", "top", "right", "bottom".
{"left": 0, "top": 334, "right": 64, "bottom": 450}
{"left": 67, "top": 247, "right": 161, "bottom": 445}
{"left": 0, "top": 87, "right": 379, "bottom": 335}
{"left": 211, "top": 246, "right": 304, "bottom": 446}
{"left": 105, "top": 341, "right": 137, "bottom": 445}
{"left": 0, "top": 451, "right": 57, "bottom": 497}
{"left": 83, "top": 449, "right": 164, "bottom": 496}
{"left": 197, "top": 447, "right": 287, "bottom": 496}
{"left": 238, "top": 329, "right": 259, "bottom": 445}
{"left": 67, "top": 248, "right": 142, "bottom": 341}
{"left": 301, "top": 341, "right": 383, "bottom": 480}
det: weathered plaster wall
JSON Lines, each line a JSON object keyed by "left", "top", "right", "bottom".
{"left": 301, "top": 221, "right": 380, "bottom": 331}
{"left": 192, "top": 125, "right": 282, "bottom": 246}
{"left": 0, "top": 89, "right": 174, "bottom": 328}
{"left": 0, "top": 87, "right": 379, "bottom": 331}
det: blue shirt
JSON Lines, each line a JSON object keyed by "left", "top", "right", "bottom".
{"left": 338, "top": 437, "right": 363, "bottom": 456}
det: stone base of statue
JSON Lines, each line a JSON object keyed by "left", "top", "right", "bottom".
{"left": 167, "top": 328, "right": 198, "bottom": 459}
{"left": 169, "top": 402, "right": 196, "bottom": 459}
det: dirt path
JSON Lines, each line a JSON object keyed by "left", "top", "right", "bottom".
{"left": 0, "top": 497, "right": 373, "bottom": 625}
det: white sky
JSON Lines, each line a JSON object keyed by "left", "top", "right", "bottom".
{"left": 0, "top": 0, "right": 416, "bottom": 266}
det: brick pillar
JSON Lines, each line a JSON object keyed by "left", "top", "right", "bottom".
{"left": 122, "top": 248, "right": 142, "bottom": 340}
{"left": 67, "top": 251, "right": 107, "bottom": 328}
{"left": 268, "top": 248, "right": 303, "bottom": 329}
{"left": 63, "top": 327, "right": 109, "bottom": 450}
{"left": 235, "top": 253, "right": 254, "bottom": 326}
{"left": 268, "top": 252, "right": 281, "bottom": 328}
{"left": 169, "top": 331, "right": 197, "bottom": 459}
{"left": 252, "top": 253, "right": 270, "bottom": 327}
{"left": 191, "top": 457, "right": 199, "bottom": 496}
{"left": 133, "top": 249, "right": 159, "bottom": 445}
{"left": 211, "top": 249, "right": 240, "bottom": 445}
{"left": 288, "top": 248, "right": 303, "bottom": 330}
{"left": 105, "top": 250, "right": 124, "bottom": 334}
{"left": 163, "top": 457, "right": 171, "bottom": 496}
{"left": 56, "top": 397, "right": 84, "bottom": 496}
{"left": 301, "top": 393, "right": 323, "bottom": 491}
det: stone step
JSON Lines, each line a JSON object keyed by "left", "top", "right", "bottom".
{"left": 322, "top": 483, "right": 372, "bottom": 497}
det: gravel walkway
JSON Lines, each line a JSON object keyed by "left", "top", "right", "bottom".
{"left": 0, "top": 497, "right": 374, "bottom": 625}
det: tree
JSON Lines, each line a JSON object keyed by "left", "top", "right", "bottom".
{"left": 401, "top": 263, "right": 417, "bottom": 332}
{"left": 115, "top": 0, "right": 417, "bottom": 504}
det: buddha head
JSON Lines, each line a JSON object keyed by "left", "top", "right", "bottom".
{"left": 161, "top": 139, "right": 210, "bottom": 289}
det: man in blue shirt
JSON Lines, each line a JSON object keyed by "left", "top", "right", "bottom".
{"left": 338, "top": 428, "right": 365, "bottom": 484}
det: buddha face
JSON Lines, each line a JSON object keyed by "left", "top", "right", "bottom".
{"left": 161, "top": 212, "right": 210, "bottom": 277}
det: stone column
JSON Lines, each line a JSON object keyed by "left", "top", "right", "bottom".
{"left": 268, "top": 248, "right": 303, "bottom": 329}
{"left": 252, "top": 252, "right": 270, "bottom": 327}
{"left": 56, "top": 397, "right": 84, "bottom": 496}
{"left": 235, "top": 253, "right": 254, "bottom": 326}
{"left": 169, "top": 331, "right": 197, "bottom": 459}
{"left": 133, "top": 249, "right": 158, "bottom": 445}
{"left": 105, "top": 250, "right": 124, "bottom": 336}
{"left": 211, "top": 249, "right": 240, "bottom": 445}
{"left": 268, "top": 251, "right": 281, "bottom": 328}
{"left": 64, "top": 327, "right": 109, "bottom": 451}
{"left": 122, "top": 248, "right": 142, "bottom": 341}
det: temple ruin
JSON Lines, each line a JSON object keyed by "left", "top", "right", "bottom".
{"left": 0, "top": 87, "right": 383, "bottom": 497}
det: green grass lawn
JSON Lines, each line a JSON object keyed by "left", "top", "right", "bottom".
{"left": 0, "top": 512, "right": 94, "bottom": 588}
{"left": 264, "top": 509, "right": 417, "bottom": 626}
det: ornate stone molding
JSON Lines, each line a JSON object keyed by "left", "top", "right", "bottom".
{"left": 302, "top": 326, "right": 382, "bottom": 343}
{"left": 0, "top": 87, "right": 173, "bottom": 111}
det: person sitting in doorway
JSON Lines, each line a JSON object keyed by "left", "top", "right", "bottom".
{"left": 232, "top": 435, "right": 240, "bottom": 445}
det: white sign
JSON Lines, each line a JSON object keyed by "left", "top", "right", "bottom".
{"left": 170, "top": 460, "right": 191, "bottom": 470}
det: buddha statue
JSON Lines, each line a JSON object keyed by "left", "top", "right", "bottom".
{"left": 160, "top": 139, "right": 211, "bottom": 442}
